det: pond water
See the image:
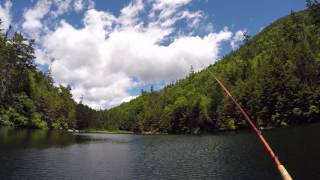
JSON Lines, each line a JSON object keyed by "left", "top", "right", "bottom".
{"left": 0, "top": 123, "right": 319, "bottom": 180}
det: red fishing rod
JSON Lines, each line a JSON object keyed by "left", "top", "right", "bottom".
{"left": 212, "top": 75, "right": 292, "bottom": 180}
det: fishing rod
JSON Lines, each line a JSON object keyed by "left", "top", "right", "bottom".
{"left": 206, "top": 69, "right": 292, "bottom": 180}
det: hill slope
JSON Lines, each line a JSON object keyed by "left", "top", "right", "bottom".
{"left": 76, "top": 5, "right": 320, "bottom": 133}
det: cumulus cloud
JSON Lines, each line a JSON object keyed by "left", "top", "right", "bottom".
{"left": 20, "top": 0, "right": 238, "bottom": 109}
{"left": 0, "top": 0, "right": 12, "bottom": 30}
{"left": 230, "top": 29, "right": 246, "bottom": 50}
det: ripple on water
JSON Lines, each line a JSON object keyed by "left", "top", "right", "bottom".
{"left": 1, "top": 124, "right": 320, "bottom": 179}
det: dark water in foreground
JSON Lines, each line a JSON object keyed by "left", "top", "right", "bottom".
{"left": 0, "top": 124, "right": 320, "bottom": 180}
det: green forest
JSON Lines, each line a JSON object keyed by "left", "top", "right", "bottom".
{"left": 1, "top": 2, "right": 320, "bottom": 133}
{"left": 0, "top": 30, "right": 75, "bottom": 129}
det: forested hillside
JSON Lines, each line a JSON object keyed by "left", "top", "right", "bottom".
{"left": 97, "top": 3, "right": 320, "bottom": 133}
{"left": 1, "top": 3, "right": 319, "bottom": 133}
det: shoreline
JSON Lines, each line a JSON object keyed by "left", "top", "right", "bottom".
{"left": 77, "top": 123, "right": 312, "bottom": 135}
{"left": 2, "top": 122, "right": 316, "bottom": 135}
{"left": 80, "top": 129, "right": 134, "bottom": 134}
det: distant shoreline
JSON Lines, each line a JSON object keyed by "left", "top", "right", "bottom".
{"left": 76, "top": 129, "right": 170, "bottom": 135}
{"left": 1, "top": 122, "right": 317, "bottom": 135}
{"left": 77, "top": 123, "right": 318, "bottom": 135}
{"left": 76, "top": 126, "right": 275, "bottom": 135}
{"left": 80, "top": 129, "right": 134, "bottom": 134}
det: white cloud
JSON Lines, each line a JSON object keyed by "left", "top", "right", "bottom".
{"left": 22, "top": 0, "right": 52, "bottom": 35}
{"left": 51, "top": 0, "right": 94, "bottom": 16}
{"left": 21, "top": 0, "right": 95, "bottom": 37}
{"left": 118, "top": 0, "right": 144, "bottom": 27}
{"left": 230, "top": 29, "right": 246, "bottom": 50}
{"left": 152, "top": 0, "right": 192, "bottom": 10}
{"left": 180, "top": 10, "right": 203, "bottom": 27}
{"left": 149, "top": 0, "right": 202, "bottom": 30}
{"left": 21, "top": 0, "right": 237, "bottom": 109}
{"left": 0, "top": 0, "right": 12, "bottom": 30}
{"left": 34, "top": 48, "right": 52, "bottom": 65}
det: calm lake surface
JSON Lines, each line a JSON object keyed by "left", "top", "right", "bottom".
{"left": 0, "top": 124, "right": 320, "bottom": 180}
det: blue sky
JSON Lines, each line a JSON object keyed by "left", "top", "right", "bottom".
{"left": 0, "top": 0, "right": 306, "bottom": 109}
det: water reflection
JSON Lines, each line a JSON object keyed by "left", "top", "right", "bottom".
{"left": 0, "top": 127, "right": 84, "bottom": 149}
{"left": 0, "top": 124, "right": 320, "bottom": 179}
